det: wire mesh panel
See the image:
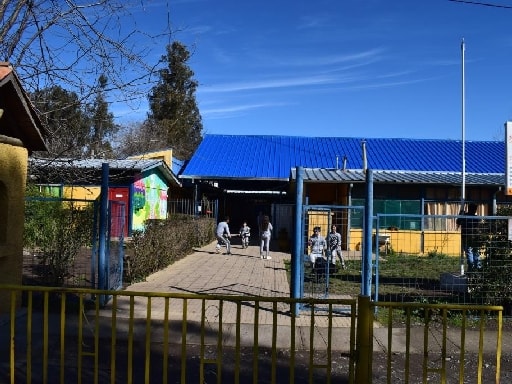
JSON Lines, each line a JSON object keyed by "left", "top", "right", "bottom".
{"left": 301, "top": 205, "right": 365, "bottom": 304}
{"left": 91, "top": 200, "right": 126, "bottom": 298}
{"left": 168, "top": 198, "right": 218, "bottom": 218}
{"left": 107, "top": 200, "right": 125, "bottom": 291}
{"left": 374, "top": 214, "right": 512, "bottom": 308}
{"left": 23, "top": 197, "right": 96, "bottom": 287}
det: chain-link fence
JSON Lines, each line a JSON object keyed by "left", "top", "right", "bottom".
{"left": 23, "top": 198, "right": 96, "bottom": 287}
{"left": 23, "top": 197, "right": 126, "bottom": 292}
{"left": 301, "top": 205, "right": 364, "bottom": 302}
{"left": 300, "top": 207, "right": 512, "bottom": 310}
{"left": 375, "top": 214, "right": 512, "bottom": 308}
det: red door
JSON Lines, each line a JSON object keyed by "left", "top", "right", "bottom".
{"left": 108, "top": 187, "right": 129, "bottom": 237}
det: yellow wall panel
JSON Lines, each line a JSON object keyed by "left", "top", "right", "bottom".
{"left": 0, "top": 143, "right": 28, "bottom": 311}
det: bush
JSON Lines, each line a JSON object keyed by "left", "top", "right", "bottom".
{"left": 125, "top": 215, "right": 215, "bottom": 283}
{"left": 24, "top": 186, "right": 94, "bottom": 286}
{"left": 468, "top": 206, "right": 512, "bottom": 308}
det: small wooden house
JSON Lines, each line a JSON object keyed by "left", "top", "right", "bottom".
{"left": 30, "top": 156, "right": 181, "bottom": 236}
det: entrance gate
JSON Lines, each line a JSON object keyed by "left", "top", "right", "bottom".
{"left": 300, "top": 204, "right": 365, "bottom": 302}
{"left": 91, "top": 200, "right": 125, "bottom": 305}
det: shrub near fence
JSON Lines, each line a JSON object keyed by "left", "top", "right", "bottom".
{"left": 125, "top": 215, "right": 216, "bottom": 284}
{"left": 24, "top": 193, "right": 95, "bottom": 287}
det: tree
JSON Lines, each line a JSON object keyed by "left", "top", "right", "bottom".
{"left": 31, "top": 86, "right": 91, "bottom": 157}
{"left": 88, "top": 74, "right": 118, "bottom": 158}
{"left": 1, "top": 0, "right": 167, "bottom": 158}
{"left": 147, "top": 41, "right": 203, "bottom": 160}
{"left": 468, "top": 206, "right": 512, "bottom": 310}
{"left": 115, "top": 120, "right": 168, "bottom": 158}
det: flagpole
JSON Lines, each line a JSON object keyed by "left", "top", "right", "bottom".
{"left": 461, "top": 38, "right": 466, "bottom": 206}
{"left": 460, "top": 38, "right": 466, "bottom": 276}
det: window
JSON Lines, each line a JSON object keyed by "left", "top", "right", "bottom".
{"left": 351, "top": 199, "right": 421, "bottom": 230}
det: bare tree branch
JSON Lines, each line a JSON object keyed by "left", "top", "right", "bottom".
{"left": 1, "top": 0, "right": 168, "bottom": 109}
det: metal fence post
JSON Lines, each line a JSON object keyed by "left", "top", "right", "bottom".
{"left": 292, "top": 166, "right": 304, "bottom": 316}
{"left": 356, "top": 294, "right": 372, "bottom": 383}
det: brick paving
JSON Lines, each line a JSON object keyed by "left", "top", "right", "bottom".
{"left": 117, "top": 240, "right": 355, "bottom": 330}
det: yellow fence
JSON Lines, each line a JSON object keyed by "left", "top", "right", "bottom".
{"left": 0, "top": 285, "right": 504, "bottom": 384}
{"left": 363, "top": 297, "right": 503, "bottom": 384}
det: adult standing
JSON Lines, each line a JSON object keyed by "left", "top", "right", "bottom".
{"left": 326, "top": 224, "right": 346, "bottom": 270}
{"left": 308, "top": 226, "right": 326, "bottom": 267}
{"left": 456, "top": 203, "right": 482, "bottom": 272}
{"left": 260, "top": 215, "right": 273, "bottom": 259}
{"left": 215, "top": 216, "right": 232, "bottom": 255}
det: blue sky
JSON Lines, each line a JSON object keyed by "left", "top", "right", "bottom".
{"left": 118, "top": 0, "right": 512, "bottom": 141}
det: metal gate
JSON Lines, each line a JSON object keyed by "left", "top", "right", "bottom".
{"left": 91, "top": 200, "right": 125, "bottom": 304}
{"left": 301, "top": 204, "right": 365, "bottom": 300}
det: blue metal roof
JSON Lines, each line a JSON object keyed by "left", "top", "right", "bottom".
{"left": 172, "top": 157, "right": 184, "bottom": 175}
{"left": 180, "top": 135, "right": 504, "bottom": 180}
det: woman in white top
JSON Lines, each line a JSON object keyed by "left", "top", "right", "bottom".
{"left": 260, "top": 215, "right": 273, "bottom": 259}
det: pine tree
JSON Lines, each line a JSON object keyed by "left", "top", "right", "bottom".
{"left": 147, "top": 41, "right": 203, "bottom": 160}
{"left": 32, "top": 86, "right": 91, "bottom": 158}
{"left": 88, "top": 74, "right": 118, "bottom": 158}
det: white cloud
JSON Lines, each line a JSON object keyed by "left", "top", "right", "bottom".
{"left": 201, "top": 102, "right": 287, "bottom": 118}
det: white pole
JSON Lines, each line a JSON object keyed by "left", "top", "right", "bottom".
{"left": 460, "top": 38, "right": 466, "bottom": 276}
{"left": 461, "top": 38, "right": 466, "bottom": 204}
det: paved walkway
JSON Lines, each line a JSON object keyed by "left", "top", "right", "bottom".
{"left": 120, "top": 240, "right": 354, "bottom": 329}
{"left": 126, "top": 241, "right": 291, "bottom": 297}
{"left": 117, "top": 240, "right": 511, "bottom": 357}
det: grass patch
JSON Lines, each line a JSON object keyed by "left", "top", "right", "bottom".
{"left": 284, "top": 254, "right": 508, "bottom": 327}
{"left": 284, "top": 251, "right": 461, "bottom": 299}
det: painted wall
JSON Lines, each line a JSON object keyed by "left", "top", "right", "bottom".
{"left": 64, "top": 185, "right": 100, "bottom": 201}
{"left": 127, "top": 149, "right": 173, "bottom": 168}
{"left": 349, "top": 229, "right": 462, "bottom": 256}
{"left": 132, "top": 172, "right": 169, "bottom": 231}
{"left": 60, "top": 170, "right": 169, "bottom": 233}
{"left": 0, "top": 143, "right": 28, "bottom": 311}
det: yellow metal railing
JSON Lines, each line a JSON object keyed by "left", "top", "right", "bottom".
{"left": 0, "top": 286, "right": 504, "bottom": 383}
{"left": 0, "top": 285, "right": 357, "bottom": 384}
{"left": 364, "top": 299, "right": 503, "bottom": 384}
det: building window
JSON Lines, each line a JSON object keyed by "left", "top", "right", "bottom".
{"left": 351, "top": 199, "right": 421, "bottom": 230}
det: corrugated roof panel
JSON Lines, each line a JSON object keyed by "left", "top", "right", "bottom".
{"left": 294, "top": 168, "right": 503, "bottom": 185}
{"left": 31, "top": 158, "right": 181, "bottom": 186}
{"left": 181, "top": 135, "right": 506, "bottom": 180}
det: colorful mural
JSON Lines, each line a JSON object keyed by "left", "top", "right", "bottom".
{"left": 132, "top": 173, "right": 168, "bottom": 231}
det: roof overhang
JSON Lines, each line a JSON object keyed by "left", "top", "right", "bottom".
{"left": 29, "top": 158, "right": 182, "bottom": 187}
{"left": 0, "top": 63, "right": 48, "bottom": 152}
{"left": 290, "top": 168, "right": 505, "bottom": 187}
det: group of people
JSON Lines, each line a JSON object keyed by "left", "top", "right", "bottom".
{"left": 214, "top": 212, "right": 273, "bottom": 259}
{"left": 215, "top": 212, "right": 351, "bottom": 269}
{"left": 215, "top": 202, "right": 483, "bottom": 275}
{"left": 308, "top": 224, "right": 346, "bottom": 270}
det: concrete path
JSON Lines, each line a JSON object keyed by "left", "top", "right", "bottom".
{"left": 119, "top": 240, "right": 511, "bottom": 357}
{"left": 119, "top": 241, "right": 354, "bottom": 331}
